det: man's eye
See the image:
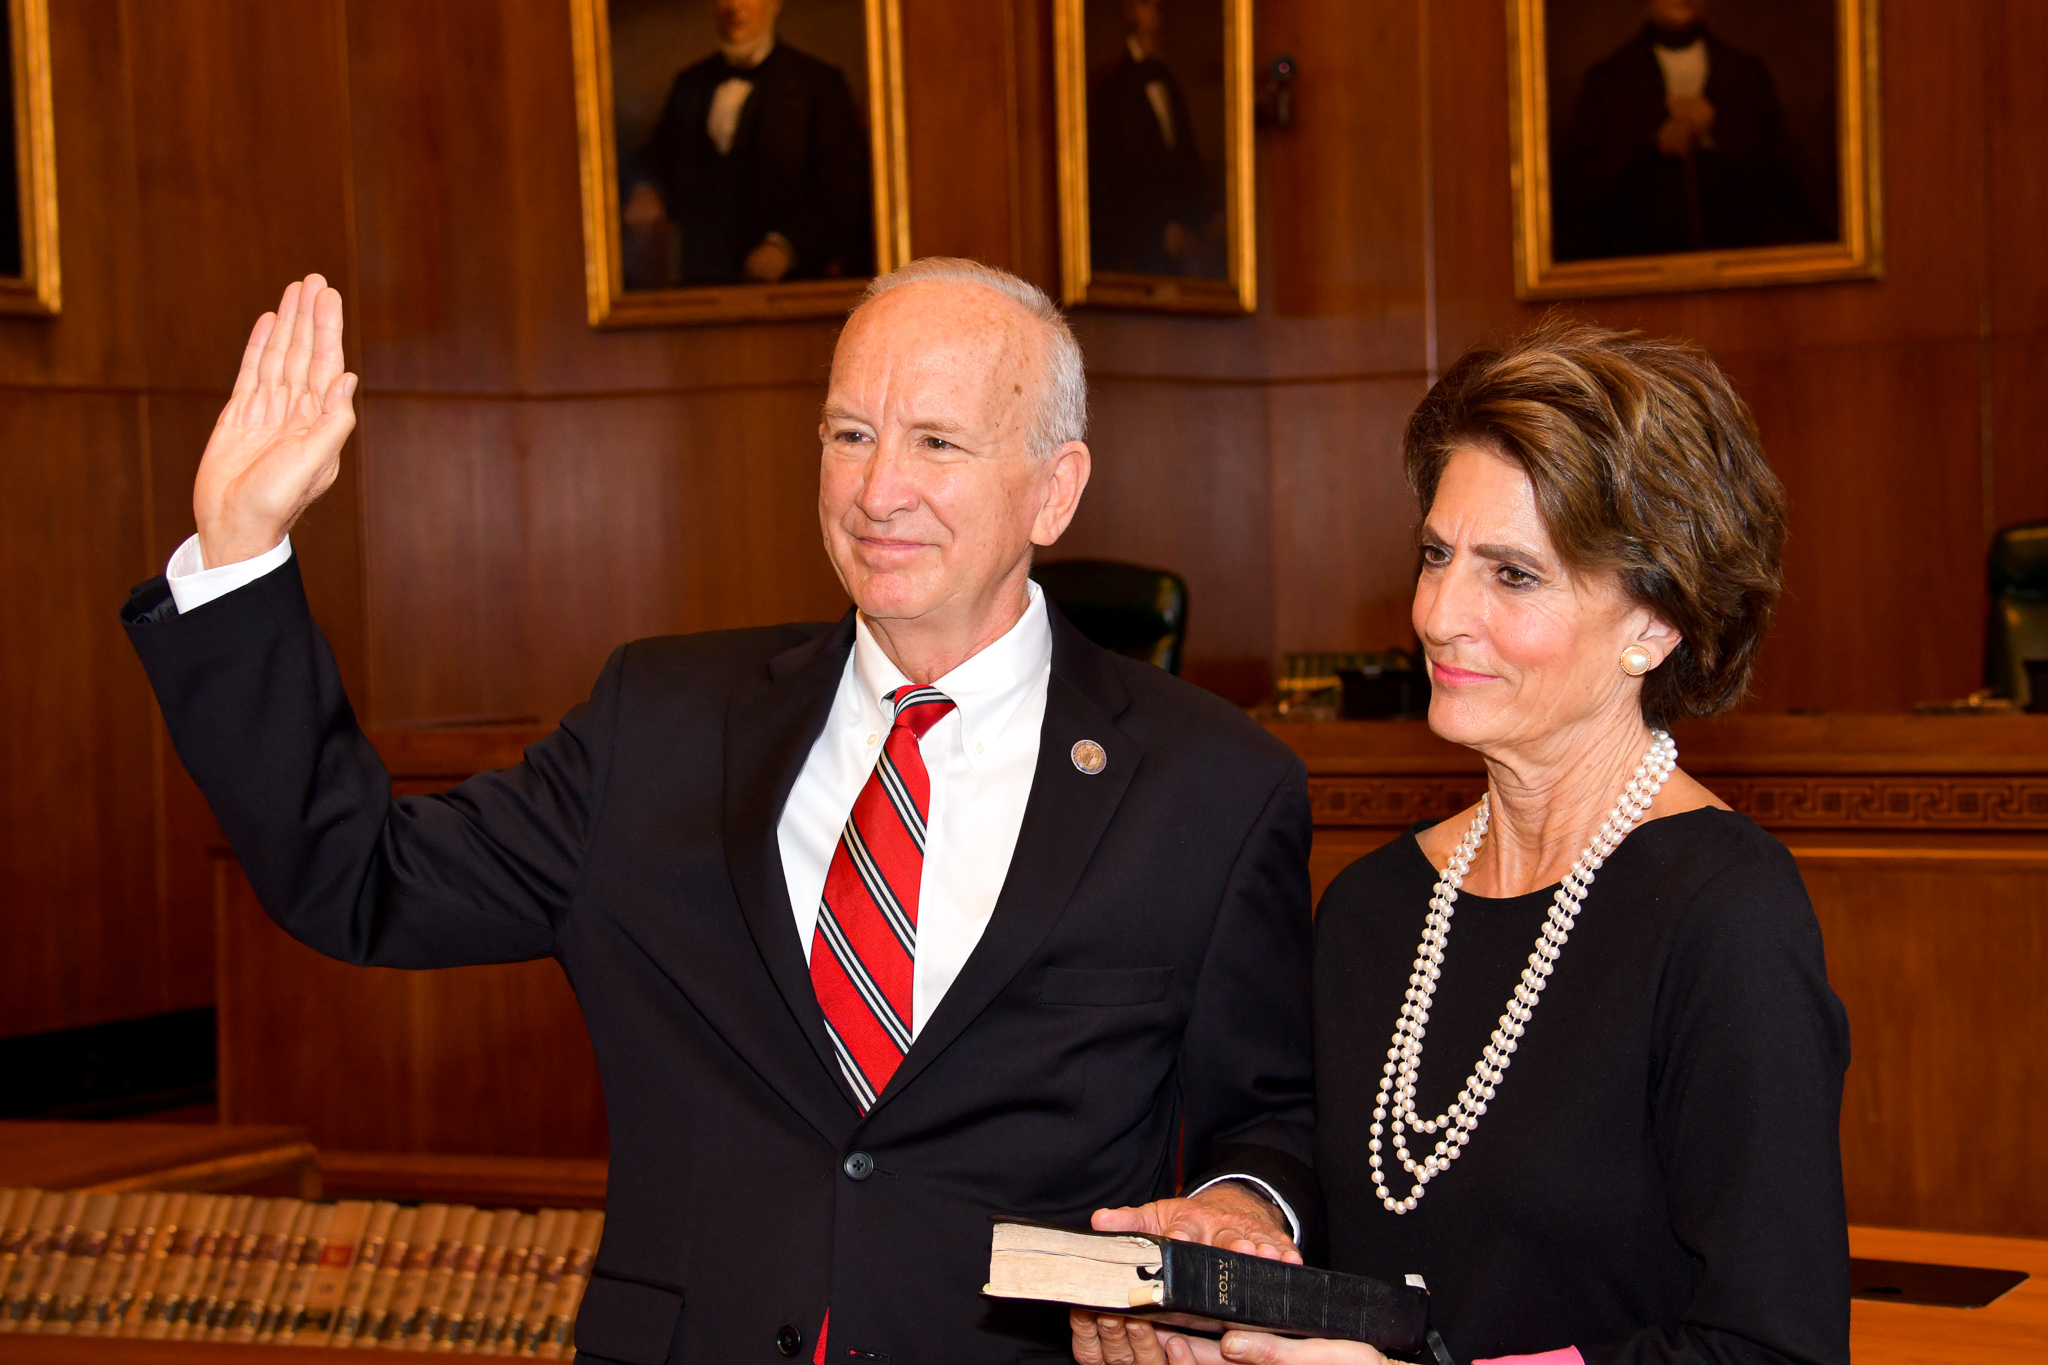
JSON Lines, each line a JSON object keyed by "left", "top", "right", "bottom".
{"left": 1419, "top": 544, "right": 1449, "bottom": 566}
{"left": 920, "top": 436, "right": 953, "bottom": 450}
{"left": 835, "top": 429, "right": 870, "bottom": 444}
{"left": 1498, "top": 566, "right": 1538, "bottom": 588}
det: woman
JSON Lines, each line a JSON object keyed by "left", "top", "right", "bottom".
{"left": 1074, "top": 321, "right": 1850, "bottom": 1365}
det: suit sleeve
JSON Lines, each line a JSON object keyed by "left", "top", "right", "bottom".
{"left": 121, "top": 555, "right": 619, "bottom": 971}
{"left": 1180, "top": 761, "right": 1323, "bottom": 1257}
{"left": 1587, "top": 848, "right": 1852, "bottom": 1365}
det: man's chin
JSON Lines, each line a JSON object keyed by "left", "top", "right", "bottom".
{"left": 847, "top": 577, "right": 943, "bottom": 624}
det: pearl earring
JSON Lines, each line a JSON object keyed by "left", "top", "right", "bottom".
{"left": 1620, "top": 645, "right": 1653, "bottom": 677}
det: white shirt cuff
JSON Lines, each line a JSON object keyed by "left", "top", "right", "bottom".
{"left": 1185, "top": 1173, "right": 1302, "bottom": 1245}
{"left": 165, "top": 533, "right": 293, "bottom": 615}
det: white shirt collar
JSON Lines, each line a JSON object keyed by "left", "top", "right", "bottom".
{"left": 850, "top": 581, "right": 1052, "bottom": 772}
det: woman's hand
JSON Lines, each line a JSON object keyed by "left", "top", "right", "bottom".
{"left": 1070, "top": 1313, "right": 1392, "bottom": 1365}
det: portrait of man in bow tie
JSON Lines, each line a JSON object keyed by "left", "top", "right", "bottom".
{"left": 609, "top": 0, "right": 875, "bottom": 289}
{"left": 1085, "top": 0, "right": 1225, "bottom": 279}
{"left": 1544, "top": 0, "right": 1838, "bottom": 263}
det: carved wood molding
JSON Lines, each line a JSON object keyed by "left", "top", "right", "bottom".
{"left": 1711, "top": 776, "right": 2048, "bottom": 830}
{"left": 1308, "top": 778, "right": 1489, "bottom": 829}
{"left": 1308, "top": 776, "right": 2048, "bottom": 831}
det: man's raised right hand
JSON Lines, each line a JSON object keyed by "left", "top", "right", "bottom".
{"left": 194, "top": 274, "right": 358, "bottom": 569}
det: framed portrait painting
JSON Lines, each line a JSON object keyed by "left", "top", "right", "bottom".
{"left": 570, "top": 0, "right": 908, "bottom": 327}
{"left": 1053, "top": 0, "right": 1256, "bottom": 314}
{"left": 1509, "top": 0, "right": 1881, "bottom": 299}
{"left": 1, "top": 0, "right": 59, "bottom": 317}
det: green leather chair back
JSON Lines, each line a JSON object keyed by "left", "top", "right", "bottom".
{"left": 1987, "top": 520, "right": 2048, "bottom": 706}
{"left": 1030, "top": 559, "right": 1188, "bottom": 675}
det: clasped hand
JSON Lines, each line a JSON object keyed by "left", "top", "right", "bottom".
{"left": 1069, "top": 1187, "right": 1390, "bottom": 1365}
{"left": 1656, "top": 94, "right": 1716, "bottom": 158}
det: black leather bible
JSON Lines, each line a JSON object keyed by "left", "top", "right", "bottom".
{"left": 983, "top": 1221, "right": 1433, "bottom": 1355}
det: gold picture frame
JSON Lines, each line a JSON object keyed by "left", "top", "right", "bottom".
{"left": 569, "top": 0, "right": 909, "bottom": 328}
{"left": 1508, "top": 0, "right": 1881, "bottom": 300}
{"left": 1053, "top": 0, "right": 1256, "bottom": 314}
{"left": 1, "top": 0, "right": 59, "bottom": 317}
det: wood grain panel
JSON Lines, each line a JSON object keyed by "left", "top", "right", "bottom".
{"left": 0, "top": 1120, "right": 311, "bottom": 1191}
{"left": 120, "top": 0, "right": 355, "bottom": 391}
{"left": 342, "top": 0, "right": 525, "bottom": 393}
{"left": 1990, "top": 336, "right": 2048, "bottom": 533}
{"left": 1262, "top": 0, "right": 1427, "bottom": 323}
{"left": 1805, "top": 845, "right": 2048, "bottom": 1237}
{"left": 1713, "top": 342, "right": 1987, "bottom": 714}
{"left": 1048, "top": 377, "right": 1273, "bottom": 702}
{"left": 900, "top": 0, "right": 1016, "bottom": 268}
{"left": 215, "top": 859, "right": 606, "bottom": 1157}
{"left": 361, "top": 390, "right": 846, "bottom": 726}
{"left": 0, "top": 392, "right": 163, "bottom": 1036}
{"left": 1986, "top": 0, "right": 2048, "bottom": 338}
{"left": 1266, "top": 377, "right": 1430, "bottom": 655}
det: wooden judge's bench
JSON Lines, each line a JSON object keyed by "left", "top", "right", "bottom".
{"left": 173, "top": 712, "right": 2048, "bottom": 1360}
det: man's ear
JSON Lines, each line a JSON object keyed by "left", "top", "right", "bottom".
{"left": 1031, "top": 440, "right": 1092, "bottom": 548}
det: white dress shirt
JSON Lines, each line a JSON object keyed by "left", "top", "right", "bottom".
{"left": 160, "top": 540, "right": 1297, "bottom": 1236}
{"left": 166, "top": 533, "right": 293, "bottom": 614}
{"left": 707, "top": 78, "right": 754, "bottom": 156}
{"left": 1655, "top": 39, "right": 1709, "bottom": 101}
{"left": 1129, "top": 36, "right": 1177, "bottom": 151}
{"left": 708, "top": 29, "right": 775, "bottom": 156}
{"left": 778, "top": 584, "right": 1050, "bottom": 1036}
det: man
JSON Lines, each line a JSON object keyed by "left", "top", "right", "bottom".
{"left": 623, "top": 0, "right": 872, "bottom": 287}
{"left": 122, "top": 259, "right": 1315, "bottom": 1362}
{"left": 1552, "top": 0, "right": 1822, "bottom": 261}
{"left": 1087, "top": 0, "right": 1218, "bottom": 277}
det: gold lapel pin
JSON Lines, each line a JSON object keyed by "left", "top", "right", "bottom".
{"left": 1070, "top": 739, "right": 1107, "bottom": 775}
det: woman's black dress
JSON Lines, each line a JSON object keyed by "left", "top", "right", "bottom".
{"left": 1314, "top": 809, "right": 1850, "bottom": 1365}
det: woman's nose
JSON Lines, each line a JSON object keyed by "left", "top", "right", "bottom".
{"left": 1419, "top": 564, "right": 1481, "bottom": 643}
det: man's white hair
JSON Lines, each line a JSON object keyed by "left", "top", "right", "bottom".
{"left": 856, "top": 257, "right": 1088, "bottom": 460}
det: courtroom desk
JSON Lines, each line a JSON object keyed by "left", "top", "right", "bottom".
{"left": 1268, "top": 714, "right": 2048, "bottom": 1241}
{"left": 0, "top": 1121, "right": 318, "bottom": 1198}
{"left": 1850, "top": 1226, "right": 2047, "bottom": 1364}
{"left": 317, "top": 1149, "right": 605, "bottom": 1209}
{"left": 5, "top": 1339, "right": 435, "bottom": 1361}
{"left": 6, "top": 1231, "right": 2039, "bottom": 1364}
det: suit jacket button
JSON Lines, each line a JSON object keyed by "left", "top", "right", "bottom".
{"left": 776, "top": 1323, "right": 804, "bottom": 1356}
{"left": 843, "top": 1150, "right": 875, "bottom": 1180}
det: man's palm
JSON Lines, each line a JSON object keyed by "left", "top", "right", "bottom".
{"left": 195, "top": 274, "right": 357, "bottom": 568}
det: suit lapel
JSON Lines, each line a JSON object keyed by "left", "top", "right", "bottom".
{"left": 722, "top": 613, "right": 861, "bottom": 1129}
{"left": 873, "top": 608, "right": 1142, "bottom": 1109}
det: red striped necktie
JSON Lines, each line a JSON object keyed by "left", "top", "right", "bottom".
{"left": 810, "top": 685, "right": 957, "bottom": 1111}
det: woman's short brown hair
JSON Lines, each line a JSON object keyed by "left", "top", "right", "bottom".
{"left": 1404, "top": 318, "right": 1788, "bottom": 727}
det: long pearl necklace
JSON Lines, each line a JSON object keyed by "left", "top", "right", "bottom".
{"left": 1368, "top": 730, "right": 1678, "bottom": 1214}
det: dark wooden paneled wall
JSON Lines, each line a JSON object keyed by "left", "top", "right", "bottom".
{"left": 5, "top": 0, "right": 2046, "bottom": 1041}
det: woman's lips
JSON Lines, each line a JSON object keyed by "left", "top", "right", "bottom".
{"left": 1431, "top": 662, "right": 1496, "bottom": 687}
